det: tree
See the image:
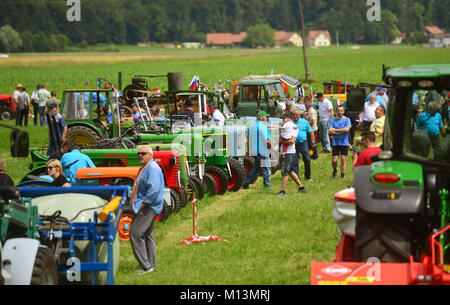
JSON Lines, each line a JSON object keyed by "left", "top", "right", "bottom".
{"left": 0, "top": 25, "right": 22, "bottom": 53}
{"left": 244, "top": 23, "right": 275, "bottom": 48}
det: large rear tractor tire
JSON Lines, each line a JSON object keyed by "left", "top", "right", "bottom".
{"left": 227, "top": 158, "right": 245, "bottom": 192}
{"left": 66, "top": 126, "right": 102, "bottom": 147}
{"left": 205, "top": 166, "right": 228, "bottom": 195}
{"left": 202, "top": 173, "right": 217, "bottom": 197}
{"left": 355, "top": 206, "right": 412, "bottom": 263}
{"left": 30, "top": 247, "right": 58, "bottom": 285}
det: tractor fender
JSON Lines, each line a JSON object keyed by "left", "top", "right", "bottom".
{"left": 2, "top": 238, "right": 40, "bottom": 285}
{"left": 67, "top": 122, "right": 106, "bottom": 139}
{"left": 164, "top": 187, "right": 171, "bottom": 207}
{"left": 354, "top": 165, "right": 425, "bottom": 214}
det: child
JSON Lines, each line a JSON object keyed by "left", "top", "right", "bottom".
{"left": 278, "top": 114, "right": 298, "bottom": 156}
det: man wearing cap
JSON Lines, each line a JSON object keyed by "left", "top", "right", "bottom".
{"left": 46, "top": 102, "right": 67, "bottom": 157}
{"left": 242, "top": 110, "right": 272, "bottom": 189}
{"left": 316, "top": 92, "right": 334, "bottom": 153}
{"left": 13, "top": 84, "right": 22, "bottom": 126}
{"left": 38, "top": 83, "right": 51, "bottom": 126}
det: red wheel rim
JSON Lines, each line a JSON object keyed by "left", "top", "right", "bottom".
{"left": 209, "top": 173, "right": 222, "bottom": 193}
{"left": 243, "top": 161, "right": 253, "bottom": 178}
{"left": 118, "top": 213, "right": 133, "bottom": 241}
{"left": 155, "top": 210, "right": 163, "bottom": 223}
{"left": 227, "top": 168, "right": 237, "bottom": 190}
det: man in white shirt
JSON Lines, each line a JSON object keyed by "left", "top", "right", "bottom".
{"left": 37, "top": 83, "right": 51, "bottom": 126}
{"left": 31, "top": 84, "right": 41, "bottom": 126}
{"left": 317, "top": 92, "right": 334, "bottom": 153}
{"left": 277, "top": 113, "right": 306, "bottom": 196}
{"left": 210, "top": 102, "right": 225, "bottom": 126}
{"left": 13, "top": 83, "right": 22, "bottom": 126}
{"left": 360, "top": 94, "right": 380, "bottom": 131}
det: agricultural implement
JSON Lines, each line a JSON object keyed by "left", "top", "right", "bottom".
{"left": 1, "top": 185, "right": 128, "bottom": 285}
{"left": 311, "top": 64, "right": 450, "bottom": 285}
{"left": 0, "top": 94, "right": 16, "bottom": 121}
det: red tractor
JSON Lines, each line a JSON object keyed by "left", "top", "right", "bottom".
{"left": 0, "top": 95, "right": 16, "bottom": 121}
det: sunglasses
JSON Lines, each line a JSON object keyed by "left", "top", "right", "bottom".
{"left": 47, "top": 166, "right": 55, "bottom": 170}
{"left": 137, "top": 152, "right": 149, "bottom": 156}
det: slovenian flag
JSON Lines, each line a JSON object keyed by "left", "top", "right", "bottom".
{"left": 189, "top": 75, "right": 200, "bottom": 90}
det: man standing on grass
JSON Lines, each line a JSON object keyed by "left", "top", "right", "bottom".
{"left": 292, "top": 109, "right": 314, "bottom": 181}
{"left": 328, "top": 105, "right": 352, "bottom": 180}
{"left": 317, "top": 92, "right": 334, "bottom": 153}
{"left": 277, "top": 113, "right": 306, "bottom": 196}
{"left": 130, "top": 146, "right": 164, "bottom": 275}
{"left": 38, "top": 83, "right": 51, "bottom": 126}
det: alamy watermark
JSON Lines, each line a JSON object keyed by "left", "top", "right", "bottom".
{"left": 67, "top": 0, "right": 81, "bottom": 22}
{"left": 367, "top": 0, "right": 381, "bottom": 22}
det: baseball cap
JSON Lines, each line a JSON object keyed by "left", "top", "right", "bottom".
{"left": 315, "top": 92, "right": 324, "bottom": 98}
{"left": 16, "top": 83, "right": 22, "bottom": 88}
{"left": 256, "top": 110, "right": 269, "bottom": 117}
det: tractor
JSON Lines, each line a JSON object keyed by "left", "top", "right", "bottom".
{"left": 0, "top": 95, "right": 16, "bottom": 121}
{"left": 311, "top": 64, "right": 450, "bottom": 285}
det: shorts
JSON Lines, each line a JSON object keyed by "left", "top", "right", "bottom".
{"left": 281, "top": 153, "right": 296, "bottom": 175}
{"left": 332, "top": 145, "right": 349, "bottom": 156}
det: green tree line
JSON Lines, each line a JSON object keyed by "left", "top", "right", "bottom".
{"left": 0, "top": 0, "right": 447, "bottom": 52}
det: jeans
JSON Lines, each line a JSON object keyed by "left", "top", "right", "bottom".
{"left": 32, "top": 102, "right": 39, "bottom": 126}
{"left": 18, "top": 108, "right": 29, "bottom": 127}
{"left": 243, "top": 154, "right": 271, "bottom": 188}
{"left": 319, "top": 120, "right": 331, "bottom": 152}
{"left": 307, "top": 130, "right": 319, "bottom": 159}
{"left": 293, "top": 141, "right": 311, "bottom": 179}
{"left": 39, "top": 106, "right": 46, "bottom": 126}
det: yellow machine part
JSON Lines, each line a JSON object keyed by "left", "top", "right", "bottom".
{"left": 99, "top": 196, "right": 122, "bottom": 222}
{"left": 323, "top": 93, "right": 347, "bottom": 103}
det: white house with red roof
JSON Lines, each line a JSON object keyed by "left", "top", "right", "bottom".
{"left": 424, "top": 26, "right": 450, "bottom": 48}
{"left": 306, "top": 30, "right": 331, "bottom": 47}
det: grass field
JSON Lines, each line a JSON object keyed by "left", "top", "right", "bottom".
{"left": 0, "top": 45, "right": 449, "bottom": 285}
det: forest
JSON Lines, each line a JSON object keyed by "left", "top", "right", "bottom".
{"left": 0, "top": 0, "right": 448, "bottom": 52}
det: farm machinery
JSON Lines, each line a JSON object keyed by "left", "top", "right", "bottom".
{"left": 0, "top": 94, "right": 16, "bottom": 121}
{"left": 1, "top": 185, "right": 128, "bottom": 285}
{"left": 311, "top": 64, "right": 450, "bottom": 285}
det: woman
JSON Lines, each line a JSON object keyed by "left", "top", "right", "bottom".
{"left": 0, "top": 158, "right": 14, "bottom": 187}
{"left": 46, "top": 159, "right": 70, "bottom": 187}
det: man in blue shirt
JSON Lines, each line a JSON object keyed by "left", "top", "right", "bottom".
{"left": 292, "top": 109, "right": 314, "bottom": 181}
{"left": 129, "top": 146, "right": 164, "bottom": 274}
{"left": 242, "top": 111, "right": 272, "bottom": 189}
{"left": 328, "top": 105, "right": 352, "bottom": 180}
{"left": 60, "top": 142, "right": 96, "bottom": 184}
{"left": 416, "top": 101, "right": 445, "bottom": 152}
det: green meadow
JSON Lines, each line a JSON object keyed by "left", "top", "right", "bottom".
{"left": 0, "top": 45, "right": 448, "bottom": 285}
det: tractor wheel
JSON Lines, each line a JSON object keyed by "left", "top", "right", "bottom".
{"left": 205, "top": 166, "right": 228, "bottom": 195}
{"left": 243, "top": 157, "right": 257, "bottom": 185}
{"left": 120, "top": 105, "right": 132, "bottom": 117}
{"left": 189, "top": 176, "right": 206, "bottom": 201}
{"left": 66, "top": 125, "right": 101, "bottom": 147}
{"left": 0, "top": 107, "right": 14, "bottom": 121}
{"left": 202, "top": 173, "right": 217, "bottom": 197}
{"left": 227, "top": 158, "right": 245, "bottom": 192}
{"left": 123, "top": 84, "right": 145, "bottom": 104}
{"left": 159, "top": 196, "right": 173, "bottom": 223}
{"left": 355, "top": 205, "right": 412, "bottom": 263}
{"left": 118, "top": 207, "right": 134, "bottom": 241}
{"left": 175, "top": 187, "right": 188, "bottom": 210}
{"left": 30, "top": 247, "right": 58, "bottom": 285}
{"left": 186, "top": 178, "right": 196, "bottom": 203}
{"left": 169, "top": 188, "right": 181, "bottom": 215}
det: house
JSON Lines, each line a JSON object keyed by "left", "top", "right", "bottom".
{"left": 306, "top": 30, "right": 331, "bottom": 47}
{"left": 182, "top": 42, "right": 204, "bottom": 49}
{"left": 274, "top": 31, "right": 302, "bottom": 47}
{"left": 206, "top": 32, "right": 247, "bottom": 47}
{"left": 424, "top": 26, "right": 450, "bottom": 48}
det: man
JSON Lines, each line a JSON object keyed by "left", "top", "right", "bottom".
{"left": 13, "top": 83, "right": 22, "bottom": 126}
{"left": 416, "top": 101, "right": 445, "bottom": 152}
{"left": 377, "top": 88, "right": 389, "bottom": 107}
{"left": 317, "top": 92, "right": 334, "bottom": 153}
{"left": 46, "top": 103, "right": 68, "bottom": 157}
{"left": 17, "top": 86, "right": 30, "bottom": 127}
{"left": 179, "top": 97, "right": 195, "bottom": 123}
{"left": 277, "top": 113, "right": 306, "bottom": 196}
{"left": 38, "top": 83, "right": 51, "bottom": 126}
{"left": 370, "top": 105, "right": 386, "bottom": 148}
{"left": 48, "top": 140, "right": 70, "bottom": 161}
{"left": 242, "top": 111, "right": 272, "bottom": 189}
{"left": 132, "top": 104, "right": 141, "bottom": 123}
{"left": 48, "top": 91, "right": 61, "bottom": 109}
{"left": 282, "top": 101, "right": 294, "bottom": 119}
{"left": 305, "top": 100, "right": 318, "bottom": 160}
{"left": 359, "top": 94, "right": 380, "bottom": 131}
{"left": 150, "top": 106, "right": 167, "bottom": 121}
{"left": 60, "top": 142, "right": 96, "bottom": 185}
{"left": 130, "top": 146, "right": 164, "bottom": 274}
{"left": 292, "top": 109, "right": 314, "bottom": 181}
{"left": 209, "top": 102, "right": 225, "bottom": 126}
{"left": 31, "top": 84, "right": 41, "bottom": 126}
{"left": 353, "top": 131, "right": 382, "bottom": 167}
{"left": 328, "top": 105, "right": 352, "bottom": 180}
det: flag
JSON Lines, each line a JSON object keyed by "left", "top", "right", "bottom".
{"left": 309, "top": 87, "right": 313, "bottom": 101}
{"left": 189, "top": 75, "right": 200, "bottom": 90}
{"left": 84, "top": 79, "right": 89, "bottom": 87}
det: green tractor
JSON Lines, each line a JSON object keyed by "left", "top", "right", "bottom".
{"left": 312, "top": 64, "right": 450, "bottom": 284}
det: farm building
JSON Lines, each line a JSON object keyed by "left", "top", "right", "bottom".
{"left": 424, "top": 26, "right": 450, "bottom": 48}
{"left": 306, "top": 30, "right": 331, "bottom": 47}
{"left": 206, "top": 31, "right": 303, "bottom": 47}
{"left": 274, "top": 31, "right": 302, "bottom": 47}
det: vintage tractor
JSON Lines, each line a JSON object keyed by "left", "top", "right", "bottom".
{"left": 311, "top": 64, "right": 450, "bottom": 285}
{"left": 322, "top": 80, "right": 354, "bottom": 103}
{"left": 0, "top": 95, "right": 16, "bottom": 121}
{"left": 1, "top": 185, "right": 128, "bottom": 285}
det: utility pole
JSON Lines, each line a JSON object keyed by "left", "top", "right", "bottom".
{"left": 298, "top": 0, "right": 310, "bottom": 80}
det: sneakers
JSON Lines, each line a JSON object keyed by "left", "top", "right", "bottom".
{"left": 277, "top": 190, "right": 286, "bottom": 196}
{"left": 340, "top": 174, "right": 345, "bottom": 180}
{"left": 332, "top": 169, "right": 337, "bottom": 178}
{"left": 135, "top": 267, "right": 155, "bottom": 275}
{"left": 298, "top": 187, "right": 307, "bottom": 193}
{"left": 242, "top": 184, "right": 249, "bottom": 189}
